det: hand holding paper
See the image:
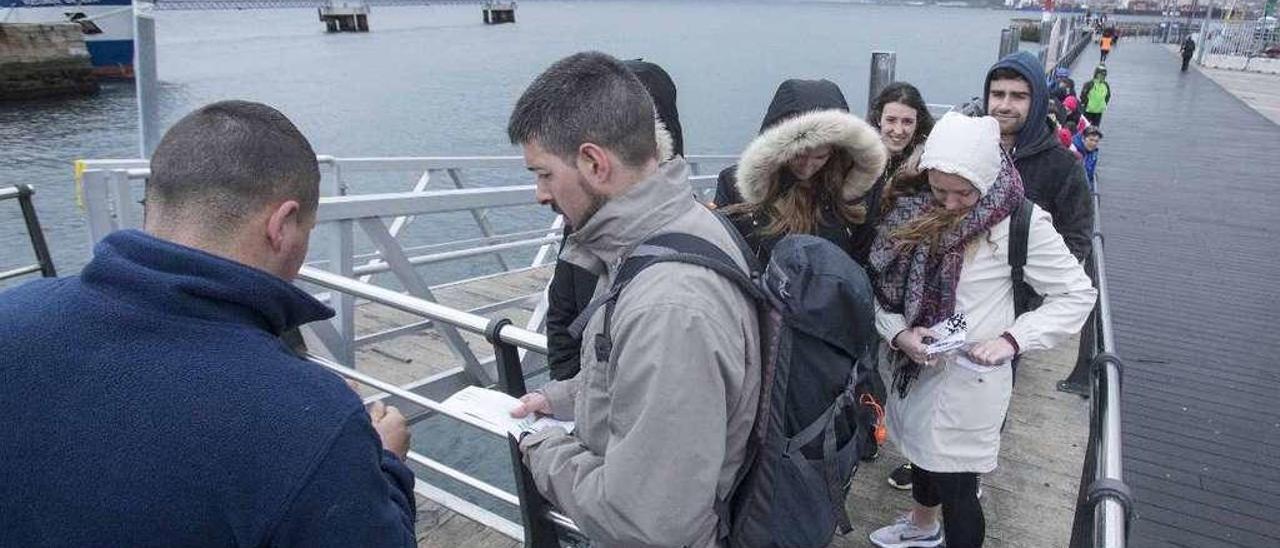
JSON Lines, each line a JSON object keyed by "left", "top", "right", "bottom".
{"left": 440, "top": 386, "right": 574, "bottom": 440}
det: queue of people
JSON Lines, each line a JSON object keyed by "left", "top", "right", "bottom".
{"left": 0, "top": 48, "right": 1103, "bottom": 548}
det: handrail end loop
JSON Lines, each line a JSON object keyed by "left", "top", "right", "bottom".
{"left": 1086, "top": 477, "right": 1138, "bottom": 527}
{"left": 1091, "top": 351, "right": 1125, "bottom": 386}
{"left": 485, "top": 317, "right": 514, "bottom": 346}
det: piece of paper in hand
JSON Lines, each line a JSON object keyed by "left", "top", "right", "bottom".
{"left": 439, "top": 386, "right": 575, "bottom": 437}
{"left": 953, "top": 352, "right": 1004, "bottom": 374}
{"left": 925, "top": 312, "right": 969, "bottom": 356}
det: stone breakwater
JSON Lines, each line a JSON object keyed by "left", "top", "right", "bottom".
{"left": 0, "top": 23, "right": 98, "bottom": 101}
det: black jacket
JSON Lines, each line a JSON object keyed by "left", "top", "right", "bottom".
{"left": 1013, "top": 124, "right": 1093, "bottom": 261}
{"left": 987, "top": 52, "right": 1093, "bottom": 261}
{"left": 545, "top": 228, "right": 598, "bottom": 381}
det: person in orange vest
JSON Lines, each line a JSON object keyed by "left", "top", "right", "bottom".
{"left": 1100, "top": 31, "right": 1114, "bottom": 62}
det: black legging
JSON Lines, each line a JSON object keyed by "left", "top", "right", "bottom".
{"left": 911, "top": 466, "right": 985, "bottom": 548}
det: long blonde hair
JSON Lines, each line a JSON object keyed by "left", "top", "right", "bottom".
{"left": 888, "top": 205, "right": 966, "bottom": 252}
{"left": 729, "top": 149, "right": 866, "bottom": 237}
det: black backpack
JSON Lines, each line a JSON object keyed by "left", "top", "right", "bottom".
{"left": 569, "top": 220, "right": 879, "bottom": 548}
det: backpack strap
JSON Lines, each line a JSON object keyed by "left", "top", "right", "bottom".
{"left": 1009, "top": 198, "right": 1034, "bottom": 317}
{"left": 566, "top": 230, "right": 763, "bottom": 365}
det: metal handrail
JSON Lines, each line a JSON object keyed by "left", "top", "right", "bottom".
{"left": 0, "top": 185, "right": 57, "bottom": 283}
{"left": 299, "top": 265, "right": 578, "bottom": 540}
{"left": 304, "top": 353, "right": 581, "bottom": 539}
{"left": 1090, "top": 190, "right": 1129, "bottom": 547}
{"left": 1067, "top": 182, "right": 1131, "bottom": 548}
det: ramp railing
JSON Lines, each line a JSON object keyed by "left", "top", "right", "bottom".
{"left": 0, "top": 185, "right": 57, "bottom": 284}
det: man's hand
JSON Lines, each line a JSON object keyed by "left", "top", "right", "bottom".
{"left": 967, "top": 337, "right": 1017, "bottom": 366}
{"left": 510, "top": 392, "right": 550, "bottom": 419}
{"left": 894, "top": 327, "right": 939, "bottom": 365}
{"left": 368, "top": 401, "right": 410, "bottom": 461}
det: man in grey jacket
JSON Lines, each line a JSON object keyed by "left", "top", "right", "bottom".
{"left": 507, "top": 51, "right": 762, "bottom": 547}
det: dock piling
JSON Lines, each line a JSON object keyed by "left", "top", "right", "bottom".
{"left": 482, "top": 1, "right": 516, "bottom": 24}
{"left": 867, "top": 51, "right": 896, "bottom": 117}
{"left": 319, "top": 1, "right": 370, "bottom": 33}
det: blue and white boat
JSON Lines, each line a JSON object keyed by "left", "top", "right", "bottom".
{"left": 1, "top": 0, "right": 134, "bottom": 78}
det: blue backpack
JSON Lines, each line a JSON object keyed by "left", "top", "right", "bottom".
{"left": 570, "top": 218, "right": 879, "bottom": 548}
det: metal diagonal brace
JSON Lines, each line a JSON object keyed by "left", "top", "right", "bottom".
{"left": 446, "top": 169, "right": 511, "bottom": 272}
{"left": 358, "top": 217, "right": 493, "bottom": 385}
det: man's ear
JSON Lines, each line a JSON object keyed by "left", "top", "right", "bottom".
{"left": 576, "top": 143, "right": 612, "bottom": 189}
{"left": 265, "top": 200, "right": 302, "bottom": 252}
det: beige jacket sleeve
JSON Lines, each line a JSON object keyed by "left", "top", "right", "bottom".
{"left": 876, "top": 301, "right": 909, "bottom": 344}
{"left": 521, "top": 301, "right": 742, "bottom": 547}
{"left": 536, "top": 376, "right": 579, "bottom": 420}
{"left": 1007, "top": 207, "right": 1098, "bottom": 352}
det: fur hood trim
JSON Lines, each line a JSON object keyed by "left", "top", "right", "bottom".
{"left": 656, "top": 118, "right": 676, "bottom": 162}
{"left": 735, "top": 109, "right": 888, "bottom": 204}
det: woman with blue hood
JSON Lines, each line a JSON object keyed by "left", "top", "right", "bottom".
{"left": 867, "top": 113, "right": 1095, "bottom": 548}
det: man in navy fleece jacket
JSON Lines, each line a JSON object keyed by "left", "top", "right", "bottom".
{"left": 0, "top": 101, "right": 417, "bottom": 547}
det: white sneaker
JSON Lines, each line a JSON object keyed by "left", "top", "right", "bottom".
{"left": 868, "top": 513, "right": 944, "bottom": 548}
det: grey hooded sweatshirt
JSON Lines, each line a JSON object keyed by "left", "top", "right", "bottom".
{"left": 521, "top": 158, "right": 762, "bottom": 548}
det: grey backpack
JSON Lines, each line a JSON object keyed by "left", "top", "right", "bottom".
{"left": 571, "top": 223, "right": 879, "bottom": 548}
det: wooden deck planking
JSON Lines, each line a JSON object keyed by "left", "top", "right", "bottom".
{"left": 837, "top": 339, "right": 1088, "bottom": 547}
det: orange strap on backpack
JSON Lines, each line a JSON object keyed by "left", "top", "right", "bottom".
{"left": 859, "top": 393, "right": 888, "bottom": 445}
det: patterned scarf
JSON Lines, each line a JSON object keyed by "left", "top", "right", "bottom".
{"left": 869, "top": 155, "right": 1025, "bottom": 396}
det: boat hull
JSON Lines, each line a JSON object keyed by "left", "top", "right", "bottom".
{"left": 1, "top": 0, "right": 135, "bottom": 79}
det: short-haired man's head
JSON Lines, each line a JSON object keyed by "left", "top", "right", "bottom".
{"left": 146, "top": 100, "right": 320, "bottom": 236}
{"left": 507, "top": 51, "right": 658, "bottom": 168}
{"left": 1083, "top": 126, "right": 1103, "bottom": 139}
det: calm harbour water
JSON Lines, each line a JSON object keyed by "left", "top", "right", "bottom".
{"left": 1, "top": 1, "right": 1034, "bottom": 284}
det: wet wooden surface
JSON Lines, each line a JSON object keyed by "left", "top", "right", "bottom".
{"left": 838, "top": 340, "right": 1089, "bottom": 547}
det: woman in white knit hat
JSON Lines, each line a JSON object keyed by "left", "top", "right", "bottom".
{"left": 866, "top": 112, "right": 1096, "bottom": 548}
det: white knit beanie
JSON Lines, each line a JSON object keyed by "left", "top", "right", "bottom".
{"left": 918, "top": 112, "right": 1003, "bottom": 196}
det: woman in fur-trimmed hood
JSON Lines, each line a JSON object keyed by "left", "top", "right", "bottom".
{"left": 723, "top": 79, "right": 888, "bottom": 266}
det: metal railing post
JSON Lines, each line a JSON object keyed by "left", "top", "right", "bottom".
{"left": 1000, "top": 28, "right": 1017, "bottom": 59}
{"left": 488, "top": 318, "right": 562, "bottom": 548}
{"left": 81, "top": 170, "right": 117, "bottom": 247}
{"left": 134, "top": 2, "right": 161, "bottom": 158}
{"left": 326, "top": 164, "right": 356, "bottom": 366}
{"left": 867, "top": 51, "right": 897, "bottom": 117}
{"left": 14, "top": 185, "right": 57, "bottom": 277}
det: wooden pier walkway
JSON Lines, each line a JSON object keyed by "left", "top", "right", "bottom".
{"left": 345, "top": 265, "right": 1089, "bottom": 547}
{"left": 1083, "top": 43, "right": 1280, "bottom": 547}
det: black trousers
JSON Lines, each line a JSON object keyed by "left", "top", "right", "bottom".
{"left": 1182, "top": 56, "right": 1192, "bottom": 71}
{"left": 911, "top": 466, "right": 985, "bottom": 548}
{"left": 1083, "top": 111, "right": 1103, "bottom": 127}
{"left": 1100, "top": 49, "right": 1110, "bottom": 62}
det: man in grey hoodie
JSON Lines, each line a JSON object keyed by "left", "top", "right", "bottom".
{"left": 507, "top": 51, "right": 762, "bottom": 547}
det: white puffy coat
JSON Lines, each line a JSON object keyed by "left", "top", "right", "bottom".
{"left": 875, "top": 205, "right": 1096, "bottom": 473}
